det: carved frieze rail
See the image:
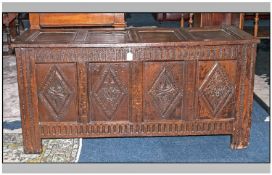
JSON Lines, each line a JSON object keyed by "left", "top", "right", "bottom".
{"left": 34, "top": 45, "right": 241, "bottom": 63}
{"left": 40, "top": 120, "right": 234, "bottom": 138}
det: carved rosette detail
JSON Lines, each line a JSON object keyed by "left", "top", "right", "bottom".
{"left": 200, "top": 63, "right": 234, "bottom": 116}
{"left": 39, "top": 65, "right": 73, "bottom": 120}
{"left": 149, "top": 67, "right": 182, "bottom": 118}
{"left": 94, "top": 67, "right": 127, "bottom": 120}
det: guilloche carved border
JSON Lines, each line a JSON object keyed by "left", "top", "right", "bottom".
{"left": 34, "top": 45, "right": 241, "bottom": 63}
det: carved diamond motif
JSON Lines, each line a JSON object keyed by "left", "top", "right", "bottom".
{"left": 149, "top": 68, "right": 181, "bottom": 118}
{"left": 39, "top": 66, "right": 73, "bottom": 120}
{"left": 94, "top": 67, "right": 126, "bottom": 119}
{"left": 200, "top": 63, "right": 234, "bottom": 115}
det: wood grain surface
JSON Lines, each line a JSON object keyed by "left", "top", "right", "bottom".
{"left": 13, "top": 26, "right": 259, "bottom": 153}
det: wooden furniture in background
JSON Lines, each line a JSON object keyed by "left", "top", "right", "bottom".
{"left": 29, "top": 13, "right": 126, "bottom": 29}
{"left": 243, "top": 13, "right": 270, "bottom": 39}
{"left": 154, "top": 13, "right": 242, "bottom": 28}
{"left": 254, "top": 13, "right": 259, "bottom": 37}
{"left": 3, "top": 13, "right": 19, "bottom": 54}
{"left": 193, "top": 13, "right": 242, "bottom": 28}
{"left": 12, "top": 26, "right": 259, "bottom": 154}
{"left": 154, "top": 13, "right": 189, "bottom": 22}
{"left": 153, "top": 12, "right": 270, "bottom": 38}
{"left": 195, "top": 12, "right": 270, "bottom": 38}
{"left": 153, "top": 13, "right": 193, "bottom": 28}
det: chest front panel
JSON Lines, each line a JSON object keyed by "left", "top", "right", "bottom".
{"left": 33, "top": 46, "right": 241, "bottom": 127}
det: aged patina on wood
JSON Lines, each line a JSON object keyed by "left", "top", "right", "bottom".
{"left": 12, "top": 26, "right": 259, "bottom": 153}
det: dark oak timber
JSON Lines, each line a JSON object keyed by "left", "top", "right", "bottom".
{"left": 12, "top": 26, "right": 259, "bottom": 153}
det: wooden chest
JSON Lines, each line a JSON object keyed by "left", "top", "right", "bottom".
{"left": 12, "top": 26, "right": 259, "bottom": 153}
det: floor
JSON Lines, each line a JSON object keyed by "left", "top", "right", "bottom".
{"left": 3, "top": 133, "right": 80, "bottom": 163}
{"left": 79, "top": 100, "right": 269, "bottom": 162}
{"left": 254, "top": 40, "right": 270, "bottom": 112}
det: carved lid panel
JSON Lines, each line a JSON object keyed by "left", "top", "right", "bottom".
{"left": 23, "top": 29, "right": 132, "bottom": 44}
{"left": 85, "top": 30, "right": 131, "bottom": 43}
{"left": 132, "top": 29, "right": 186, "bottom": 42}
{"left": 12, "top": 26, "right": 259, "bottom": 47}
{"left": 187, "top": 29, "right": 238, "bottom": 41}
{"left": 27, "top": 31, "right": 77, "bottom": 42}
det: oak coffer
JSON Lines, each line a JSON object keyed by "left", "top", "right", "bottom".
{"left": 12, "top": 26, "right": 260, "bottom": 153}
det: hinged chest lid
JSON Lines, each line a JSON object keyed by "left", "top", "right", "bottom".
{"left": 12, "top": 26, "right": 259, "bottom": 48}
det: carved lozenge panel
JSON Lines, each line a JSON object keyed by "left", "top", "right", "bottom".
{"left": 144, "top": 61, "right": 184, "bottom": 121}
{"left": 36, "top": 63, "right": 78, "bottom": 122}
{"left": 88, "top": 63, "right": 130, "bottom": 122}
{"left": 198, "top": 60, "right": 237, "bottom": 119}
